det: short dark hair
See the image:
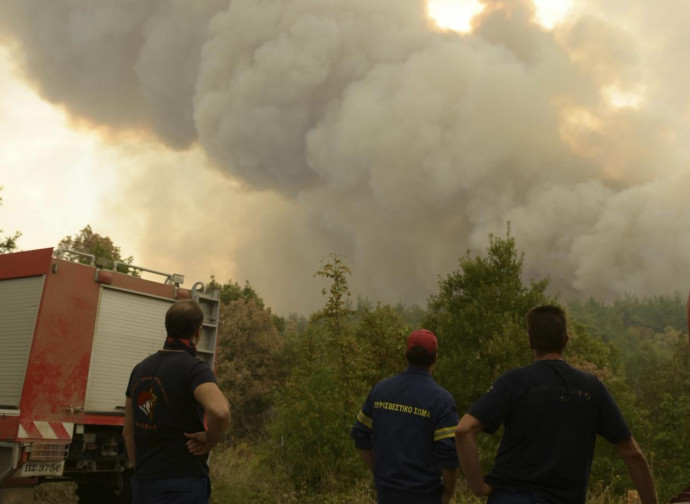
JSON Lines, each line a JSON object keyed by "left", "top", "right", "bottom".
{"left": 406, "top": 346, "right": 437, "bottom": 368}
{"left": 165, "top": 299, "right": 204, "bottom": 339}
{"left": 526, "top": 305, "right": 568, "bottom": 355}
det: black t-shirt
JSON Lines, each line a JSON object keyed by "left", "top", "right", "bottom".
{"left": 468, "top": 359, "right": 631, "bottom": 504}
{"left": 125, "top": 350, "right": 217, "bottom": 479}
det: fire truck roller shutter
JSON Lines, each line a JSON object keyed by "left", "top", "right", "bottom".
{"left": 0, "top": 276, "right": 44, "bottom": 408}
{"left": 84, "top": 288, "right": 172, "bottom": 413}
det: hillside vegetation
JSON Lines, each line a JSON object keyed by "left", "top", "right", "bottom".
{"left": 204, "top": 231, "right": 689, "bottom": 503}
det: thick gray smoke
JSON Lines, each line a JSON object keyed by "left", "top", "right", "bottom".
{"left": 1, "top": 0, "right": 688, "bottom": 314}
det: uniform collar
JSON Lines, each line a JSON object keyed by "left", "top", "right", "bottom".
{"left": 405, "top": 365, "right": 432, "bottom": 376}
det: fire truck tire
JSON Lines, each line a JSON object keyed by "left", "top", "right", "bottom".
{"left": 75, "top": 470, "right": 132, "bottom": 504}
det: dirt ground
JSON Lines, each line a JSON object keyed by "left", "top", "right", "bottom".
{"left": 0, "top": 481, "right": 80, "bottom": 504}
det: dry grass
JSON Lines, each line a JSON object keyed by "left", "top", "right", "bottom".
{"left": 29, "top": 454, "right": 641, "bottom": 504}
{"left": 34, "top": 481, "right": 77, "bottom": 504}
{"left": 208, "top": 443, "right": 642, "bottom": 504}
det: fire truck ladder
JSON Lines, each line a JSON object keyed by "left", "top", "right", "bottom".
{"left": 191, "top": 282, "right": 220, "bottom": 366}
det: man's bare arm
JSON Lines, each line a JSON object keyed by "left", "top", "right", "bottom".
{"left": 615, "top": 437, "right": 658, "bottom": 504}
{"left": 455, "top": 414, "right": 492, "bottom": 497}
{"left": 441, "top": 466, "right": 459, "bottom": 503}
{"left": 358, "top": 448, "right": 374, "bottom": 473}
{"left": 185, "top": 382, "right": 231, "bottom": 455}
{"left": 123, "top": 397, "right": 136, "bottom": 468}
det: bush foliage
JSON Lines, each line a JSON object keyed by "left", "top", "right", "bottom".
{"left": 210, "top": 229, "right": 689, "bottom": 503}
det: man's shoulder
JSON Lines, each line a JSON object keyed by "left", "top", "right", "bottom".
{"left": 131, "top": 351, "right": 162, "bottom": 370}
{"left": 433, "top": 383, "right": 455, "bottom": 403}
{"left": 484, "top": 363, "right": 545, "bottom": 392}
{"left": 402, "top": 368, "right": 452, "bottom": 395}
{"left": 562, "top": 362, "right": 605, "bottom": 389}
{"left": 133, "top": 351, "right": 208, "bottom": 374}
{"left": 369, "top": 368, "right": 420, "bottom": 391}
{"left": 368, "top": 369, "right": 455, "bottom": 411}
{"left": 494, "top": 363, "right": 531, "bottom": 382}
{"left": 524, "top": 360, "right": 604, "bottom": 390}
{"left": 372, "top": 371, "right": 405, "bottom": 390}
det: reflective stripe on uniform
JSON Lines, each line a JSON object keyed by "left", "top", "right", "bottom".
{"left": 433, "top": 425, "right": 456, "bottom": 441}
{"left": 357, "top": 410, "right": 373, "bottom": 429}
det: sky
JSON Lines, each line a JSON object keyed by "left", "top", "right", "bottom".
{"left": 0, "top": 0, "right": 689, "bottom": 316}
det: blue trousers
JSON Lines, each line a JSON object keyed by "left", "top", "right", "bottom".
{"left": 132, "top": 476, "right": 211, "bottom": 504}
{"left": 488, "top": 489, "right": 554, "bottom": 504}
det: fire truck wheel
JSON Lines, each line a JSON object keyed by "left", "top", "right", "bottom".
{"left": 75, "top": 470, "right": 133, "bottom": 504}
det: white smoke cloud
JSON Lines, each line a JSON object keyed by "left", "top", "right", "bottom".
{"left": 1, "top": 0, "right": 688, "bottom": 314}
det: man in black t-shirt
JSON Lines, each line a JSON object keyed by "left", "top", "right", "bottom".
{"left": 455, "top": 305, "right": 657, "bottom": 504}
{"left": 123, "top": 299, "right": 230, "bottom": 504}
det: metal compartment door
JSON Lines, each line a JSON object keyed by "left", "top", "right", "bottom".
{"left": 0, "top": 276, "right": 44, "bottom": 408}
{"left": 84, "top": 288, "right": 173, "bottom": 413}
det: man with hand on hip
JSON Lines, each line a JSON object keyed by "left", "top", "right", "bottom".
{"left": 124, "top": 299, "right": 230, "bottom": 504}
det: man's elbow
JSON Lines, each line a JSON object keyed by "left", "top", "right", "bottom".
{"left": 454, "top": 419, "right": 479, "bottom": 441}
{"left": 455, "top": 413, "right": 483, "bottom": 436}
{"left": 616, "top": 436, "right": 655, "bottom": 471}
{"left": 615, "top": 437, "right": 644, "bottom": 460}
{"left": 208, "top": 399, "right": 231, "bottom": 425}
{"left": 455, "top": 423, "right": 472, "bottom": 438}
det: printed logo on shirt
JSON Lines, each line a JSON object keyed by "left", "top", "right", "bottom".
{"left": 132, "top": 376, "right": 170, "bottom": 430}
{"left": 137, "top": 388, "right": 157, "bottom": 420}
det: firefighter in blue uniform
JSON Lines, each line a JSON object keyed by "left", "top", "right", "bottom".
{"left": 351, "top": 329, "right": 459, "bottom": 504}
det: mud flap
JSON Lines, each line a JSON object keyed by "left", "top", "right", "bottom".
{"left": 0, "top": 444, "right": 20, "bottom": 482}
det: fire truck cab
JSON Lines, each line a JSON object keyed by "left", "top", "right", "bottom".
{"left": 0, "top": 248, "right": 219, "bottom": 503}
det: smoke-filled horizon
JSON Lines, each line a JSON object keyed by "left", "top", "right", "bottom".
{"left": 1, "top": 0, "right": 689, "bottom": 315}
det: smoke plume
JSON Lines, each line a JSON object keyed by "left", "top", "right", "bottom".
{"left": 1, "top": 0, "right": 688, "bottom": 314}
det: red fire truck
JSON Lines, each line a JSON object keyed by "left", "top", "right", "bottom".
{"left": 0, "top": 248, "right": 219, "bottom": 503}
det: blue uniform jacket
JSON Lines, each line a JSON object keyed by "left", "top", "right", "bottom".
{"left": 351, "top": 366, "right": 459, "bottom": 494}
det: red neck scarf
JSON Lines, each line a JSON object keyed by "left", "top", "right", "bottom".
{"left": 164, "top": 337, "right": 197, "bottom": 357}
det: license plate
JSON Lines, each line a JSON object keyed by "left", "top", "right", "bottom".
{"left": 19, "top": 460, "right": 65, "bottom": 477}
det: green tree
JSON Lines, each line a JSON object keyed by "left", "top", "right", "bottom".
{"left": 568, "top": 291, "right": 690, "bottom": 500}
{"left": 207, "top": 277, "right": 291, "bottom": 339}
{"left": 56, "top": 225, "right": 136, "bottom": 274}
{"left": 568, "top": 294, "right": 687, "bottom": 344}
{"left": 353, "top": 302, "right": 410, "bottom": 387}
{"left": 267, "top": 254, "right": 412, "bottom": 493}
{"left": 612, "top": 328, "right": 690, "bottom": 501}
{"left": 424, "top": 228, "right": 552, "bottom": 411}
{"left": 269, "top": 254, "right": 358, "bottom": 488}
{"left": 208, "top": 276, "right": 264, "bottom": 307}
{"left": 422, "top": 228, "right": 643, "bottom": 500}
{"left": 312, "top": 253, "right": 356, "bottom": 383}
{"left": 613, "top": 294, "right": 687, "bottom": 333}
{"left": 313, "top": 253, "right": 354, "bottom": 335}
{"left": 567, "top": 297, "right": 625, "bottom": 343}
{"left": 214, "top": 295, "right": 286, "bottom": 441}
{"left": 0, "top": 186, "right": 20, "bottom": 253}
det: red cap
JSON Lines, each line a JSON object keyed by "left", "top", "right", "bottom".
{"left": 406, "top": 329, "right": 438, "bottom": 353}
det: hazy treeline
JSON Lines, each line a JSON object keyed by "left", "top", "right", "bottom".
{"left": 208, "top": 229, "right": 690, "bottom": 504}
